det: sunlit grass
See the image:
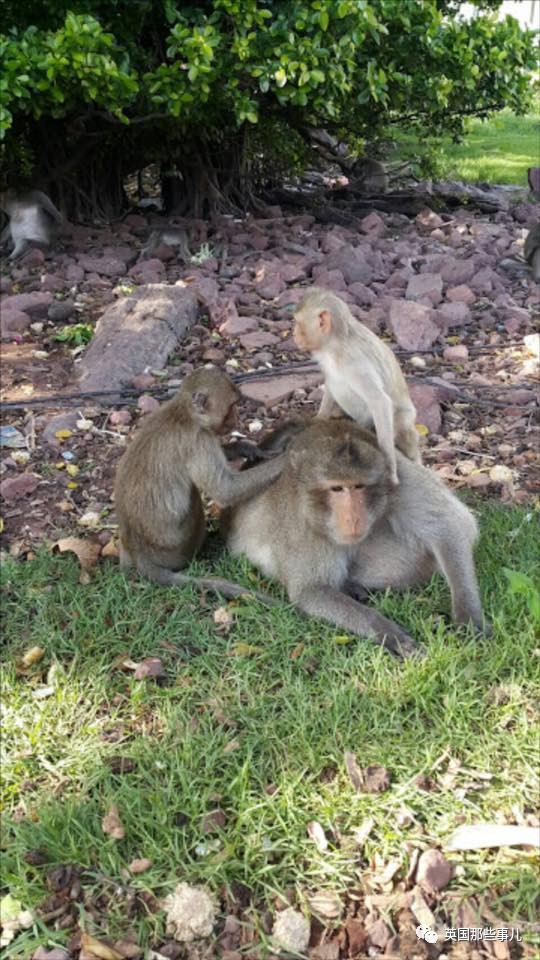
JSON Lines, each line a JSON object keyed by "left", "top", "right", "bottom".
{"left": 393, "top": 108, "right": 539, "bottom": 185}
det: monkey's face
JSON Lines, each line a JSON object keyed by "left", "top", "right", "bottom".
{"left": 293, "top": 307, "right": 332, "bottom": 352}
{"left": 309, "top": 473, "right": 388, "bottom": 545}
{"left": 184, "top": 368, "right": 240, "bottom": 433}
{"left": 289, "top": 422, "right": 389, "bottom": 544}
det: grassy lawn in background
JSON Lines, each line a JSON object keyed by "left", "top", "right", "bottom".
{"left": 392, "top": 107, "right": 539, "bottom": 185}
{"left": 1, "top": 502, "right": 539, "bottom": 955}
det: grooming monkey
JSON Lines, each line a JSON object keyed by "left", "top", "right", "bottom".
{"left": 225, "top": 420, "right": 489, "bottom": 657}
{"left": 114, "top": 368, "right": 286, "bottom": 601}
{"left": 293, "top": 288, "right": 421, "bottom": 485}
{"left": 0, "top": 189, "right": 63, "bottom": 260}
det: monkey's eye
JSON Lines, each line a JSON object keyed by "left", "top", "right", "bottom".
{"left": 330, "top": 485, "right": 345, "bottom": 492}
{"left": 353, "top": 484, "right": 364, "bottom": 490}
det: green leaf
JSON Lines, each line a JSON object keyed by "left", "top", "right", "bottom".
{"left": 319, "top": 9, "right": 329, "bottom": 32}
{"left": 274, "top": 67, "right": 287, "bottom": 87}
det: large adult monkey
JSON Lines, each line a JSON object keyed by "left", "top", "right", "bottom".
{"left": 0, "top": 189, "right": 63, "bottom": 260}
{"left": 114, "top": 368, "right": 286, "bottom": 602}
{"left": 293, "top": 288, "right": 421, "bottom": 485}
{"left": 224, "top": 420, "right": 489, "bottom": 656}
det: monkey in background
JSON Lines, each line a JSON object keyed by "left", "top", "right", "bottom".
{"left": 224, "top": 419, "right": 489, "bottom": 657}
{"left": 524, "top": 222, "right": 540, "bottom": 283}
{"left": 350, "top": 157, "right": 388, "bottom": 195}
{"left": 114, "top": 367, "right": 286, "bottom": 602}
{"left": 0, "top": 188, "right": 63, "bottom": 260}
{"left": 293, "top": 288, "right": 421, "bottom": 486}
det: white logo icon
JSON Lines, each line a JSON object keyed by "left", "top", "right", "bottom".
{"left": 416, "top": 924, "right": 439, "bottom": 943}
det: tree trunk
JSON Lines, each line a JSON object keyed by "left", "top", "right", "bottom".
{"left": 19, "top": 118, "right": 130, "bottom": 221}
{"left": 161, "top": 128, "right": 258, "bottom": 217}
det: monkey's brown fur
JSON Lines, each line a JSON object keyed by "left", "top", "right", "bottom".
{"left": 225, "top": 420, "right": 489, "bottom": 656}
{"left": 524, "top": 222, "right": 540, "bottom": 283}
{"left": 114, "top": 368, "right": 285, "bottom": 601}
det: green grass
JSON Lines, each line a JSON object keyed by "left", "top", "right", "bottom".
{"left": 1, "top": 504, "right": 539, "bottom": 955}
{"left": 393, "top": 108, "right": 540, "bottom": 185}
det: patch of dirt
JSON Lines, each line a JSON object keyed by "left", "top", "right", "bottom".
{"left": 1, "top": 195, "right": 538, "bottom": 553}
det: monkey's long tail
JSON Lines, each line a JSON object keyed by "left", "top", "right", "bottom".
{"left": 170, "top": 572, "right": 277, "bottom": 606}
{"left": 135, "top": 560, "right": 277, "bottom": 606}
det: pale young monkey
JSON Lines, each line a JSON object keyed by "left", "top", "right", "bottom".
{"left": 0, "top": 188, "right": 63, "bottom": 259}
{"left": 293, "top": 287, "right": 421, "bottom": 485}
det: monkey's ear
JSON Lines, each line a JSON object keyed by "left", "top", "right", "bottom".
{"left": 319, "top": 309, "right": 332, "bottom": 333}
{"left": 192, "top": 390, "right": 209, "bottom": 414}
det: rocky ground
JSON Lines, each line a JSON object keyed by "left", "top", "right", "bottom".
{"left": 0, "top": 195, "right": 538, "bottom": 555}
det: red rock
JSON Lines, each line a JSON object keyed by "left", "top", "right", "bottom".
{"left": 502, "top": 388, "right": 534, "bottom": 405}
{"left": 348, "top": 282, "right": 376, "bottom": 306}
{"left": 1, "top": 309, "right": 31, "bottom": 337}
{"left": 440, "top": 258, "right": 475, "bottom": 285}
{"left": 311, "top": 267, "right": 347, "bottom": 291}
{"left": 150, "top": 243, "right": 176, "bottom": 262}
{"left": 470, "top": 266, "right": 502, "bottom": 295}
{"left": 239, "top": 331, "right": 279, "bottom": 349}
{"left": 409, "top": 383, "right": 442, "bottom": 433}
{"left": 275, "top": 288, "right": 306, "bottom": 308}
{"left": 137, "top": 394, "right": 160, "bottom": 414}
{"left": 325, "top": 244, "right": 373, "bottom": 284}
{"left": 280, "top": 261, "right": 309, "bottom": 283}
{"left": 41, "top": 274, "right": 66, "bottom": 293}
{"left": 65, "top": 263, "right": 84, "bottom": 283}
{"left": 406, "top": 273, "right": 443, "bottom": 305}
{"left": 435, "top": 301, "right": 472, "bottom": 330}
{"left": 322, "top": 230, "right": 348, "bottom": 254}
{"left": 221, "top": 314, "right": 259, "bottom": 337}
{"left": 79, "top": 255, "right": 127, "bottom": 278}
{"left": 255, "top": 273, "right": 286, "bottom": 300}
{"left": 132, "top": 373, "right": 156, "bottom": 390}
{"left": 20, "top": 248, "right": 45, "bottom": 269}
{"left": 389, "top": 299, "right": 439, "bottom": 351}
{"left": 0, "top": 472, "right": 40, "bottom": 501}
{"left": 240, "top": 372, "right": 322, "bottom": 407}
{"left": 1, "top": 291, "right": 52, "bottom": 318}
{"left": 48, "top": 301, "right": 76, "bottom": 323}
{"left": 443, "top": 344, "right": 469, "bottom": 362}
{"left": 416, "top": 848, "right": 453, "bottom": 891}
{"left": 110, "top": 410, "right": 132, "bottom": 426}
{"left": 446, "top": 284, "right": 475, "bottom": 304}
{"left": 201, "top": 808, "right": 228, "bottom": 833}
{"left": 416, "top": 209, "right": 444, "bottom": 232}
{"left": 42, "top": 411, "right": 80, "bottom": 444}
{"left": 359, "top": 211, "right": 386, "bottom": 237}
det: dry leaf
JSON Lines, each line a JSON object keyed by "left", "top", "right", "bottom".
{"left": 351, "top": 817, "right": 374, "bottom": 847}
{"left": 128, "top": 858, "right": 152, "bottom": 874}
{"left": 213, "top": 606, "right": 234, "bottom": 632}
{"left": 101, "top": 539, "right": 119, "bottom": 558}
{"left": 80, "top": 932, "right": 123, "bottom": 960}
{"left": 133, "top": 657, "right": 164, "bottom": 680}
{"left": 21, "top": 646, "right": 45, "bottom": 667}
{"left": 415, "top": 423, "right": 429, "bottom": 436}
{"left": 53, "top": 536, "right": 101, "bottom": 569}
{"left": 344, "top": 750, "right": 364, "bottom": 791}
{"left": 223, "top": 739, "right": 240, "bottom": 753}
{"left": 363, "top": 764, "right": 390, "bottom": 793}
{"left": 290, "top": 642, "right": 305, "bottom": 659}
{"left": 446, "top": 823, "right": 539, "bottom": 851}
{"left": 334, "top": 634, "right": 353, "bottom": 645}
{"left": 308, "top": 889, "right": 342, "bottom": 920}
{"left": 307, "top": 820, "right": 328, "bottom": 852}
{"left": 228, "top": 642, "right": 262, "bottom": 656}
{"left": 54, "top": 429, "right": 72, "bottom": 440}
{"left": 102, "top": 805, "right": 125, "bottom": 840}
{"left": 66, "top": 464, "right": 79, "bottom": 477}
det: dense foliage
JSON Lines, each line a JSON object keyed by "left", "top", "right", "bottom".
{"left": 1, "top": 0, "right": 536, "bottom": 216}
